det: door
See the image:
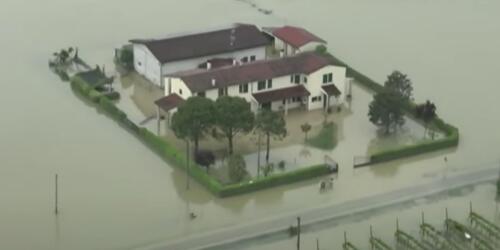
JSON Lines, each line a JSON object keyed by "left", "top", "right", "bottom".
{"left": 261, "top": 102, "right": 271, "bottom": 110}
{"left": 323, "top": 94, "right": 328, "bottom": 109}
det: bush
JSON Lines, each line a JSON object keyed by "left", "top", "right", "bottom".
{"left": 99, "top": 97, "right": 126, "bottom": 121}
{"left": 104, "top": 91, "right": 120, "bottom": 100}
{"left": 228, "top": 154, "right": 248, "bottom": 182}
{"left": 278, "top": 160, "right": 286, "bottom": 170}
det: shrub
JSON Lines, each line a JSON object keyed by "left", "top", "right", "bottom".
{"left": 278, "top": 160, "right": 286, "bottom": 170}
{"left": 227, "top": 154, "right": 248, "bottom": 182}
{"left": 104, "top": 91, "right": 120, "bottom": 100}
{"left": 99, "top": 97, "right": 126, "bottom": 121}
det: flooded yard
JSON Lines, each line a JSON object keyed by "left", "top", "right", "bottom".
{"left": 1, "top": 0, "right": 500, "bottom": 249}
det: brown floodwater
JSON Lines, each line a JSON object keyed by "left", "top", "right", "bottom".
{"left": 1, "top": 0, "right": 500, "bottom": 249}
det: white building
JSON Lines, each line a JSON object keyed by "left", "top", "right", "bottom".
{"left": 155, "top": 52, "right": 347, "bottom": 120}
{"left": 262, "top": 26, "right": 327, "bottom": 57}
{"left": 130, "top": 24, "right": 271, "bottom": 87}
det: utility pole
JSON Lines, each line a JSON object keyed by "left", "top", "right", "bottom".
{"left": 257, "top": 132, "right": 261, "bottom": 177}
{"left": 296, "top": 217, "right": 301, "bottom": 250}
{"left": 186, "top": 140, "right": 190, "bottom": 190}
{"left": 54, "top": 174, "right": 59, "bottom": 215}
{"left": 316, "top": 238, "right": 319, "bottom": 250}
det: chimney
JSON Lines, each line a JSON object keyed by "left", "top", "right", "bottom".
{"left": 206, "top": 62, "right": 211, "bottom": 70}
{"left": 211, "top": 78, "right": 216, "bottom": 87}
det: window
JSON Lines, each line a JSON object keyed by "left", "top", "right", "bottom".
{"left": 304, "top": 76, "right": 308, "bottom": 83}
{"left": 179, "top": 89, "right": 183, "bottom": 95}
{"left": 323, "top": 73, "right": 333, "bottom": 84}
{"left": 137, "top": 61, "right": 142, "bottom": 66}
{"left": 250, "top": 55, "right": 256, "bottom": 61}
{"left": 257, "top": 80, "right": 266, "bottom": 90}
{"left": 292, "top": 97, "right": 301, "bottom": 102}
{"left": 311, "top": 96, "right": 322, "bottom": 102}
{"left": 218, "top": 87, "right": 227, "bottom": 97}
{"left": 241, "top": 57, "right": 248, "bottom": 63}
{"left": 197, "top": 91, "right": 205, "bottom": 97}
{"left": 267, "top": 79, "right": 272, "bottom": 89}
{"left": 239, "top": 83, "right": 248, "bottom": 93}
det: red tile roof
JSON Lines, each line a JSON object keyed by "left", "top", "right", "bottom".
{"left": 154, "top": 94, "right": 184, "bottom": 112}
{"left": 321, "top": 84, "right": 341, "bottom": 97}
{"left": 252, "top": 85, "right": 310, "bottom": 103}
{"left": 169, "top": 52, "right": 332, "bottom": 93}
{"left": 130, "top": 24, "right": 271, "bottom": 63}
{"left": 264, "top": 26, "right": 326, "bottom": 48}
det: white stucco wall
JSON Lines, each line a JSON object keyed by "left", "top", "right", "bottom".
{"left": 305, "top": 65, "right": 347, "bottom": 110}
{"left": 161, "top": 46, "right": 266, "bottom": 75}
{"left": 133, "top": 44, "right": 162, "bottom": 86}
{"left": 167, "top": 77, "right": 192, "bottom": 99}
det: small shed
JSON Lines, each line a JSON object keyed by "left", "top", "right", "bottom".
{"left": 262, "top": 26, "right": 327, "bottom": 57}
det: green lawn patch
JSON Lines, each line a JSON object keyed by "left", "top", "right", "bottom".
{"left": 307, "top": 122, "right": 337, "bottom": 150}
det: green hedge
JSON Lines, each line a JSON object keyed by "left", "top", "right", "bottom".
{"left": 319, "top": 50, "right": 459, "bottom": 165}
{"left": 219, "top": 164, "right": 331, "bottom": 197}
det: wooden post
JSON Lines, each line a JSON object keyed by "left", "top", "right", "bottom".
{"left": 284, "top": 98, "right": 288, "bottom": 116}
{"left": 186, "top": 140, "right": 190, "bottom": 190}
{"left": 257, "top": 132, "right": 261, "bottom": 177}
{"left": 370, "top": 225, "right": 374, "bottom": 250}
{"left": 54, "top": 174, "right": 59, "bottom": 215}
{"left": 296, "top": 217, "right": 301, "bottom": 250}
{"left": 156, "top": 106, "right": 161, "bottom": 135}
{"left": 445, "top": 208, "right": 449, "bottom": 231}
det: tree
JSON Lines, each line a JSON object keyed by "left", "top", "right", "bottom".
{"left": 215, "top": 96, "right": 254, "bottom": 155}
{"left": 52, "top": 47, "right": 75, "bottom": 66}
{"left": 384, "top": 71, "right": 413, "bottom": 100}
{"left": 227, "top": 154, "right": 247, "bottom": 182}
{"left": 301, "top": 122, "right": 312, "bottom": 141}
{"left": 368, "top": 91, "right": 405, "bottom": 134}
{"left": 255, "top": 110, "right": 287, "bottom": 163}
{"left": 415, "top": 100, "right": 437, "bottom": 137}
{"left": 171, "top": 96, "right": 215, "bottom": 153}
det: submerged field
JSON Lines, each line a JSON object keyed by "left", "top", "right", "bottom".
{"left": 1, "top": 0, "right": 500, "bottom": 249}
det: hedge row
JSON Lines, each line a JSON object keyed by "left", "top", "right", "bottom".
{"left": 70, "top": 73, "right": 331, "bottom": 197}
{"left": 321, "top": 51, "right": 459, "bottom": 165}
{"left": 218, "top": 164, "right": 330, "bottom": 197}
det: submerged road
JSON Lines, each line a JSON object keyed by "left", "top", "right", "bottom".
{"left": 139, "top": 167, "right": 498, "bottom": 250}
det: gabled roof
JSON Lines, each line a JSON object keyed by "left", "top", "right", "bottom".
{"left": 169, "top": 52, "right": 333, "bottom": 93}
{"left": 321, "top": 84, "right": 341, "bottom": 97}
{"left": 130, "top": 24, "right": 271, "bottom": 63}
{"left": 252, "top": 85, "right": 310, "bottom": 103}
{"left": 263, "top": 26, "right": 326, "bottom": 48}
{"left": 154, "top": 94, "right": 184, "bottom": 112}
